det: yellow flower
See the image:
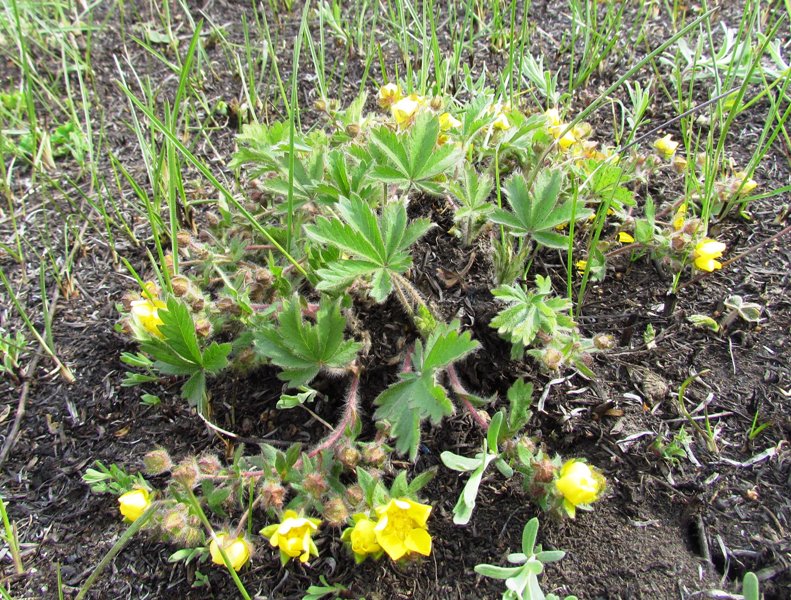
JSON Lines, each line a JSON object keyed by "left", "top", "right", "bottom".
{"left": 130, "top": 285, "right": 167, "bottom": 338}
{"left": 544, "top": 108, "right": 562, "bottom": 128}
{"left": 260, "top": 510, "right": 321, "bottom": 564}
{"left": 118, "top": 488, "right": 151, "bottom": 522}
{"left": 492, "top": 112, "right": 510, "bottom": 131}
{"left": 377, "top": 83, "right": 402, "bottom": 108}
{"left": 438, "top": 112, "right": 461, "bottom": 131}
{"left": 672, "top": 205, "right": 687, "bottom": 231}
{"left": 391, "top": 94, "right": 424, "bottom": 128}
{"left": 733, "top": 171, "right": 758, "bottom": 195}
{"left": 341, "top": 514, "right": 383, "bottom": 563}
{"left": 373, "top": 498, "right": 432, "bottom": 561}
{"left": 653, "top": 134, "right": 679, "bottom": 159}
{"left": 557, "top": 130, "right": 577, "bottom": 151}
{"left": 693, "top": 238, "right": 726, "bottom": 272}
{"left": 209, "top": 533, "right": 252, "bottom": 571}
{"left": 555, "top": 459, "right": 605, "bottom": 518}
{"left": 618, "top": 232, "right": 635, "bottom": 243}
{"left": 575, "top": 260, "right": 588, "bottom": 274}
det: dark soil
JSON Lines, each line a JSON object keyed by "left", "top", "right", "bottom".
{"left": 1, "top": 1, "right": 789, "bottom": 599}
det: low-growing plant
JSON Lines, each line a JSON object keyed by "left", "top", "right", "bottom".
{"left": 475, "top": 516, "right": 577, "bottom": 600}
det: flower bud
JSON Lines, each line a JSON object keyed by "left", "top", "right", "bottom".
{"left": 336, "top": 445, "right": 361, "bottom": 471}
{"left": 322, "top": 497, "right": 349, "bottom": 527}
{"left": 176, "top": 231, "right": 192, "bottom": 249}
{"left": 171, "top": 276, "right": 190, "bottom": 297}
{"left": 345, "top": 484, "right": 364, "bottom": 506}
{"left": 190, "top": 297, "right": 205, "bottom": 312}
{"left": 362, "top": 445, "right": 387, "bottom": 467}
{"left": 593, "top": 334, "right": 614, "bottom": 350}
{"left": 259, "top": 480, "right": 286, "bottom": 510}
{"left": 313, "top": 98, "right": 327, "bottom": 112}
{"left": 181, "top": 525, "right": 203, "bottom": 547}
{"left": 172, "top": 459, "right": 200, "bottom": 488}
{"left": 254, "top": 268, "right": 273, "bottom": 285}
{"left": 429, "top": 96, "right": 443, "bottom": 111}
{"left": 532, "top": 459, "right": 556, "bottom": 483}
{"left": 195, "top": 319, "right": 212, "bottom": 338}
{"left": 216, "top": 297, "right": 241, "bottom": 316}
{"left": 543, "top": 347, "right": 563, "bottom": 370}
{"left": 303, "top": 472, "right": 328, "bottom": 498}
{"left": 197, "top": 454, "right": 222, "bottom": 475}
{"left": 143, "top": 448, "right": 173, "bottom": 475}
{"left": 162, "top": 506, "right": 188, "bottom": 536}
{"left": 345, "top": 123, "right": 360, "bottom": 137}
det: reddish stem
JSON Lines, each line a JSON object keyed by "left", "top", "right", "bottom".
{"left": 306, "top": 370, "right": 360, "bottom": 459}
{"left": 446, "top": 364, "right": 489, "bottom": 432}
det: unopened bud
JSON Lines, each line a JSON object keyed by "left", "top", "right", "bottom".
{"left": 345, "top": 484, "right": 364, "bottom": 506}
{"left": 163, "top": 254, "right": 174, "bottom": 273}
{"left": 322, "top": 497, "right": 349, "bottom": 527}
{"left": 190, "top": 297, "right": 205, "bottom": 312}
{"left": 543, "top": 348, "right": 563, "bottom": 370}
{"left": 532, "top": 459, "right": 556, "bottom": 483}
{"left": 171, "top": 276, "right": 190, "bottom": 297}
{"left": 259, "top": 481, "right": 286, "bottom": 510}
{"left": 362, "top": 445, "right": 387, "bottom": 467}
{"left": 303, "top": 472, "right": 328, "bottom": 498}
{"left": 195, "top": 319, "right": 212, "bottom": 338}
{"left": 143, "top": 448, "right": 173, "bottom": 475}
{"left": 162, "top": 507, "right": 188, "bottom": 535}
{"left": 172, "top": 459, "right": 200, "bottom": 488}
{"left": 345, "top": 123, "right": 360, "bottom": 137}
{"left": 181, "top": 525, "right": 203, "bottom": 547}
{"left": 682, "top": 219, "right": 701, "bottom": 235}
{"left": 254, "top": 268, "right": 273, "bottom": 285}
{"left": 314, "top": 98, "right": 327, "bottom": 112}
{"left": 593, "top": 334, "right": 614, "bottom": 350}
{"left": 336, "top": 445, "right": 361, "bottom": 471}
{"left": 216, "top": 297, "right": 241, "bottom": 316}
{"left": 197, "top": 454, "right": 222, "bottom": 475}
{"left": 429, "top": 96, "right": 443, "bottom": 111}
{"left": 176, "top": 231, "right": 191, "bottom": 248}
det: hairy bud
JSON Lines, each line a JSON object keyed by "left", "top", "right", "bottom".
{"left": 322, "top": 497, "right": 349, "bottom": 527}
{"left": 197, "top": 454, "right": 222, "bottom": 476}
{"left": 543, "top": 348, "right": 563, "bottom": 370}
{"left": 195, "top": 319, "right": 212, "bottom": 338}
{"left": 303, "top": 472, "right": 329, "bottom": 498}
{"left": 593, "top": 334, "right": 614, "bottom": 350}
{"left": 336, "top": 445, "right": 361, "bottom": 471}
{"left": 172, "top": 459, "right": 200, "bottom": 489}
{"left": 143, "top": 448, "right": 173, "bottom": 475}
{"left": 259, "top": 480, "right": 286, "bottom": 510}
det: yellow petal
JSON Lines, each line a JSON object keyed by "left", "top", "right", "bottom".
{"left": 618, "top": 232, "right": 635, "bottom": 243}
{"left": 118, "top": 488, "right": 150, "bottom": 522}
{"left": 404, "top": 528, "right": 432, "bottom": 556}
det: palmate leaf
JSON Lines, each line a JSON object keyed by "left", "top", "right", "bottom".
{"left": 490, "top": 276, "right": 575, "bottom": 358}
{"left": 304, "top": 195, "right": 431, "bottom": 302}
{"left": 374, "top": 322, "right": 479, "bottom": 459}
{"left": 254, "top": 295, "right": 361, "bottom": 388}
{"left": 369, "top": 112, "right": 463, "bottom": 194}
{"left": 139, "top": 298, "right": 232, "bottom": 407}
{"left": 490, "top": 170, "right": 592, "bottom": 249}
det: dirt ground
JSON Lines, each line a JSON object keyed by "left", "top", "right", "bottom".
{"left": 0, "top": 1, "right": 789, "bottom": 599}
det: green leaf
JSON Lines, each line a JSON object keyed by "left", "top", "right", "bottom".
{"left": 305, "top": 196, "right": 431, "bottom": 302}
{"left": 254, "top": 296, "right": 361, "bottom": 387}
{"left": 473, "top": 564, "right": 522, "bottom": 580}
{"left": 491, "top": 280, "right": 573, "bottom": 350}
{"left": 490, "top": 171, "right": 591, "bottom": 249}
{"left": 506, "top": 378, "right": 534, "bottom": 435}
{"left": 375, "top": 323, "right": 478, "bottom": 458}
{"left": 157, "top": 298, "right": 203, "bottom": 365}
{"left": 368, "top": 113, "right": 462, "bottom": 193}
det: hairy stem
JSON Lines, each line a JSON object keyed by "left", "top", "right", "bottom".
{"left": 307, "top": 369, "right": 360, "bottom": 459}
{"left": 446, "top": 364, "right": 489, "bottom": 431}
